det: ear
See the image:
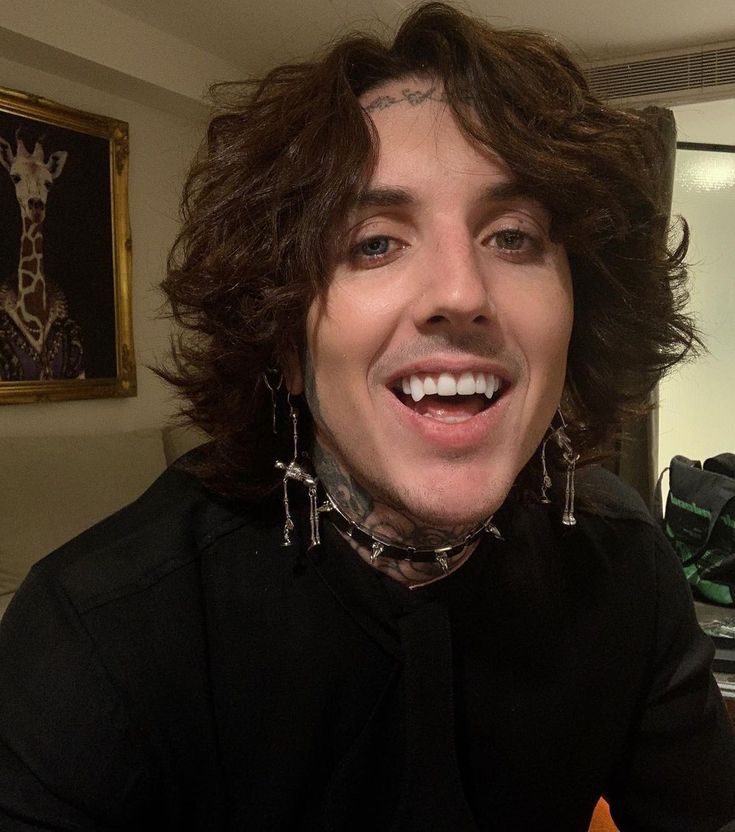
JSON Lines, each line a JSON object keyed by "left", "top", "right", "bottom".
{"left": 47, "top": 150, "right": 67, "bottom": 180}
{"left": 283, "top": 351, "right": 304, "bottom": 395}
{"left": 0, "top": 137, "right": 14, "bottom": 173}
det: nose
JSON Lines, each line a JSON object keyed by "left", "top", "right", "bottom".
{"left": 28, "top": 198, "right": 44, "bottom": 213}
{"left": 414, "top": 235, "right": 494, "bottom": 330}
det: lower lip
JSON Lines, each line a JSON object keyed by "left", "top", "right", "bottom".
{"left": 385, "top": 389, "right": 510, "bottom": 451}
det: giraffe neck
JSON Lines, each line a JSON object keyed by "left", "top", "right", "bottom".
{"left": 14, "top": 215, "right": 49, "bottom": 353}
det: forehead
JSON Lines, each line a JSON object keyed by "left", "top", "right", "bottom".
{"left": 361, "top": 76, "right": 449, "bottom": 117}
{"left": 12, "top": 157, "right": 48, "bottom": 177}
{"left": 353, "top": 78, "right": 518, "bottom": 210}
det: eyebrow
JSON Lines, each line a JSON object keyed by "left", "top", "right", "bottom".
{"left": 351, "top": 181, "right": 543, "bottom": 211}
{"left": 352, "top": 187, "right": 414, "bottom": 209}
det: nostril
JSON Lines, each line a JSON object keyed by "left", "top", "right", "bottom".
{"left": 425, "top": 313, "right": 490, "bottom": 326}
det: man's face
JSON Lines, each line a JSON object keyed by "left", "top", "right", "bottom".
{"left": 292, "top": 80, "right": 573, "bottom": 531}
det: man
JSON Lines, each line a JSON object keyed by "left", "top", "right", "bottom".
{"left": 1, "top": 3, "right": 734, "bottom": 830}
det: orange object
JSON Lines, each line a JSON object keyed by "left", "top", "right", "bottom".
{"left": 589, "top": 798, "right": 619, "bottom": 831}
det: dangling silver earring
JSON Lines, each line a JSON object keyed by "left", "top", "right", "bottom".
{"left": 541, "top": 410, "right": 579, "bottom": 526}
{"left": 263, "top": 370, "right": 283, "bottom": 434}
{"left": 274, "top": 394, "right": 321, "bottom": 548}
{"left": 540, "top": 435, "right": 552, "bottom": 504}
{"left": 556, "top": 420, "right": 579, "bottom": 527}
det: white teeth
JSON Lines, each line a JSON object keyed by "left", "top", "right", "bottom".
{"left": 399, "top": 371, "right": 502, "bottom": 401}
{"left": 437, "top": 373, "right": 457, "bottom": 396}
{"left": 456, "top": 371, "right": 476, "bottom": 395}
{"left": 409, "top": 375, "right": 425, "bottom": 402}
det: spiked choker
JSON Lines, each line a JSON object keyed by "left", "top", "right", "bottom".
{"left": 320, "top": 491, "right": 502, "bottom": 572}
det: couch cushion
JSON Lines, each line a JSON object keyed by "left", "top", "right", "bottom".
{"left": 0, "top": 429, "right": 167, "bottom": 599}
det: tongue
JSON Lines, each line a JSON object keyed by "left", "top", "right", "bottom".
{"left": 413, "top": 395, "right": 487, "bottom": 422}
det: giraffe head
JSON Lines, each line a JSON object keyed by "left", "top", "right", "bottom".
{"left": 0, "top": 133, "right": 67, "bottom": 227}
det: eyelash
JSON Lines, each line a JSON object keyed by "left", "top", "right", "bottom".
{"left": 485, "top": 227, "right": 542, "bottom": 255}
{"left": 349, "top": 235, "right": 401, "bottom": 267}
{"left": 348, "top": 226, "right": 543, "bottom": 268}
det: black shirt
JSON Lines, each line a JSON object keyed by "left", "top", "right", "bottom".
{"left": 1, "top": 462, "right": 734, "bottom": 830}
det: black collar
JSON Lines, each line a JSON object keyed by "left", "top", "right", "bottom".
{"left": 320, "top": 493, "right": 502, "bottom": 570}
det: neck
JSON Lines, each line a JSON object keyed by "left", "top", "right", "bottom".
{"left": 313, "top": 443, "right": 484, "bottom": 587}
{"left": 14, "top": 217, "right": 48, "bottom": 349}
{"left": 18, "top": 215, "right": 45, "bottom": 267}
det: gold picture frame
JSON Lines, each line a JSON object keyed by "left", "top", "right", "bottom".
{"left": 0, "top": 85, "right": 134, "bottom": 403}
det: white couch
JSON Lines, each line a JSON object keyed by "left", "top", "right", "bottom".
{"left": 0, "top": 425, "right": 206, "bottom": 619}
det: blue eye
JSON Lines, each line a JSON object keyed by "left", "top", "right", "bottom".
{"left": 495, "top": 229, "right": 526, "bottom": 250}
{"left": 487, "top": 227, "right": 543, "bottom": 258}
{"left": 347, "top": 234, "right": 402, "bottom": 269}
{"left": 359, "top": 237, "right": 390, "bottom": 257}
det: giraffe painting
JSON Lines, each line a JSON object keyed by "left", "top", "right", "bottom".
{"left": 0, "top": 131, "right": 84, "bottom": 380}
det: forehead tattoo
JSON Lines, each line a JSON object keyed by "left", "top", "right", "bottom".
{"left": 363, "top": 85, "right": 477, "bottom": 114}
{"left": 363, "top": 86, "right": 448, "bottom": 113}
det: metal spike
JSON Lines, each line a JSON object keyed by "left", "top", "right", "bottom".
{"left": 370, "top": 541, "right": 385, "bottom": 563}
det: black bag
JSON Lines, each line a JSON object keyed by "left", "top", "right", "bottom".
{"left": 656, "top": 454, "right": 735, "bottom": 607}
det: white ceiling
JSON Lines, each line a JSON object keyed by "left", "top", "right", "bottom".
{"left": 96, "top": 0, "right": 735, "bottom": 75}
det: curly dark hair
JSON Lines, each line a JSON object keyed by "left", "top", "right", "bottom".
{"left": 160, "top": 1, "right": 696, "bottom": 499}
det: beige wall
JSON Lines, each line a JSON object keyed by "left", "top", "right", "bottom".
{"left": 0, "top": 0, "right": 238, "bottom": 106}
{"left": 0, "top": 49, "right": 207, "bottom": 436}
{"left": 657, "top": 99, "right": 735, "bottom": 472}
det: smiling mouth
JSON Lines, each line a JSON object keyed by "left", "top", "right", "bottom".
{"left": 391, "top": 371, "right": 504, "bottom": 424}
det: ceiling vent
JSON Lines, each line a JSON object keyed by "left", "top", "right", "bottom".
{"left": 585, "top": 43, "right": 735, "bottom": 102}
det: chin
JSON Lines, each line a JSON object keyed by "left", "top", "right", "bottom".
{"left": 391, "top": 470, "right": 515, "bottom": 531}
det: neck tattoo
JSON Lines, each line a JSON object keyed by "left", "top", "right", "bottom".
{"left": 313, "top": 444, "right": 501, "bottom": 588}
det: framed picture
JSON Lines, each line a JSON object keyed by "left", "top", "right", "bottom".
{"left": 0, "top": 85, "right": 134, "bottom": 403}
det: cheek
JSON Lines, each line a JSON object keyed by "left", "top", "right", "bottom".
{"left": 304, "top": 303, "right": 366, "bottom": 421}
{"left": 503, "top": 282, "right": 573, "bottom": 387}
{"left": 309, "top": 287, "right": 399, "bottom": 376}
{"left": 533, "top": 263, "right": 573, "bottom": 363}
{"left": 540, "top": 298, "right": 573, "bottom": 362}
